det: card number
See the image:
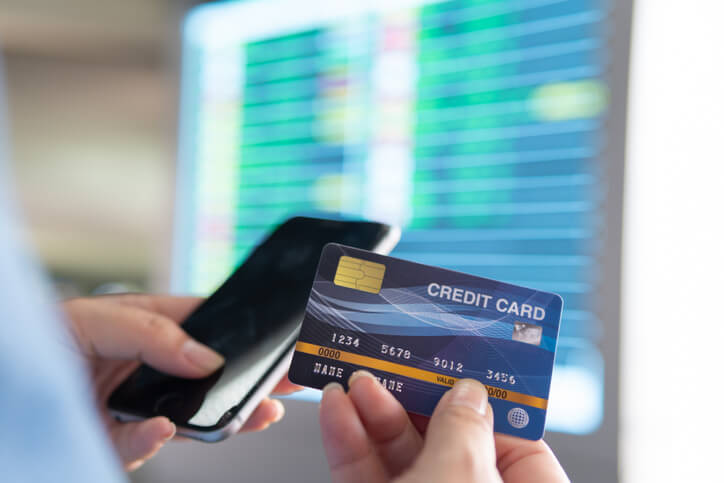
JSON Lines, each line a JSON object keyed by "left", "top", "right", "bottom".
{"left": 331, "top": 333, "right": 359, "bottom": 347}
{"left": 486, "top": 370, "right": 516, "bottom": 385}
{"left": 433, "top": 357, "right": 463, "bottom": 373}
{"left": 381, "top": 344, "right": 411, "bottom": 359}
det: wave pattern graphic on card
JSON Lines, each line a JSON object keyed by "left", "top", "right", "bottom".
{"left": 289, "top": 243, "right": 563, "bottom": 440}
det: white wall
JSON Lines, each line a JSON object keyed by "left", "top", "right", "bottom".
{"left": 621, "top": 1, "right": 724, "bottom": 482}
{"left": 2, "top": 0, "right": 191, "bottom": 288}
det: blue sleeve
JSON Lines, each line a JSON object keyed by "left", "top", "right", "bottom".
{"left": 0, "top": 68, "right": 126, "bottom": 483}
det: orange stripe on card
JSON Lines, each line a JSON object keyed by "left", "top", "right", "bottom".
{"left": 294, "top": 341, "right": 548, "bottom": 410}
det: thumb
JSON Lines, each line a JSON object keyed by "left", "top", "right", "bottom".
{"left": 110, "top": 416, "right": 176, "bottom": 471}
{"left": 404, "top": 379, "right": 501, "bottom": 483}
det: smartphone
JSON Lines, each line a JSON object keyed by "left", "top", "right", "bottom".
{"left": 108, "top": 216, "right": 399, "bottom": 442}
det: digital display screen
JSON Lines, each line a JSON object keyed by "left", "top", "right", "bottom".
{"left": 175, "top": 0, "right": 612, "bottom": 434}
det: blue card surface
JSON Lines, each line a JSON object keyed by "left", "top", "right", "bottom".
{"left": 288, "top": 243, "right": 563, "bottom": 440}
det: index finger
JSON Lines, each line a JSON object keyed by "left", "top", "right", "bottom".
{"left": 346, "top": 371, "right": 423, "bottom": 477}
{"left": 67, "top": 298, "right": 223, "bottom": 378}
{"left": 109, "top": 294, "right": 204, "bottom": 323}
{"left": 319, "top": 383, "right": 389, "bottom": 483}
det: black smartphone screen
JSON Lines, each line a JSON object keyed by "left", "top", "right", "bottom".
{"left": 108, "top": 217, "right": 392, "bottom": 430}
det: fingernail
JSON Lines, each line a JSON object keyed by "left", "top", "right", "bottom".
{"left": 323, "top": 382, "right": 344, "bottom": 395}
{"left": 182, "top": 339, "right": 225, "bottom": 372}
{"left": 163, "top": 421, "right": 176, "bottom": 441}
{"left": 348, "top": 370, "right": 377, "bottom": 387}
{"left": 448, "top": 379, "right": 488, "bottom": 415}
{"left": 271, "top": 399, "right": 285, "bottom": 424}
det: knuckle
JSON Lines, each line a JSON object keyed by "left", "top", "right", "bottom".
{"left": 433, "top": 443, "right": 480, "bottom": 479}
{"left": 447, "top": 438, "right": 487, "bottom": 478}
{"left": 438, "top": 406, "right": 493, "bottom": 469}
{"left": 455, "top": 445, "right": 480, "bottom": 477}
{"left": 141, "top": 313, "right": 172, "bottom": 336}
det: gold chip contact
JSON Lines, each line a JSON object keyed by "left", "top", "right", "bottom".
{"left": 333, "top": 256, "right": 386, "bottom": 294}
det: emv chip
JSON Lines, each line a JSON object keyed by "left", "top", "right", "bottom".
{"left": 333, "top": 255, "right": 386, "bottom": 294}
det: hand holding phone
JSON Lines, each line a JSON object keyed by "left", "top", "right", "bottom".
{"left": 63, "top": 294, "right": 296, "bottom": 470}
{"left": 108, "top": 217, "right": 399, "bottom": 442}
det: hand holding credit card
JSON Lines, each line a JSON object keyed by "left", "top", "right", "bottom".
{"left": 289, "top": 244, "right": 563, "bottom": 440}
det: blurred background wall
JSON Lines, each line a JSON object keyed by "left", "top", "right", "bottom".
{"left": 2, "top": 0, "right": 196, "bottom": 295}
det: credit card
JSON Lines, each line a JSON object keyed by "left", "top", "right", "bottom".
{"left": 289, "top": 243, "right": 563, "bottom": 440}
